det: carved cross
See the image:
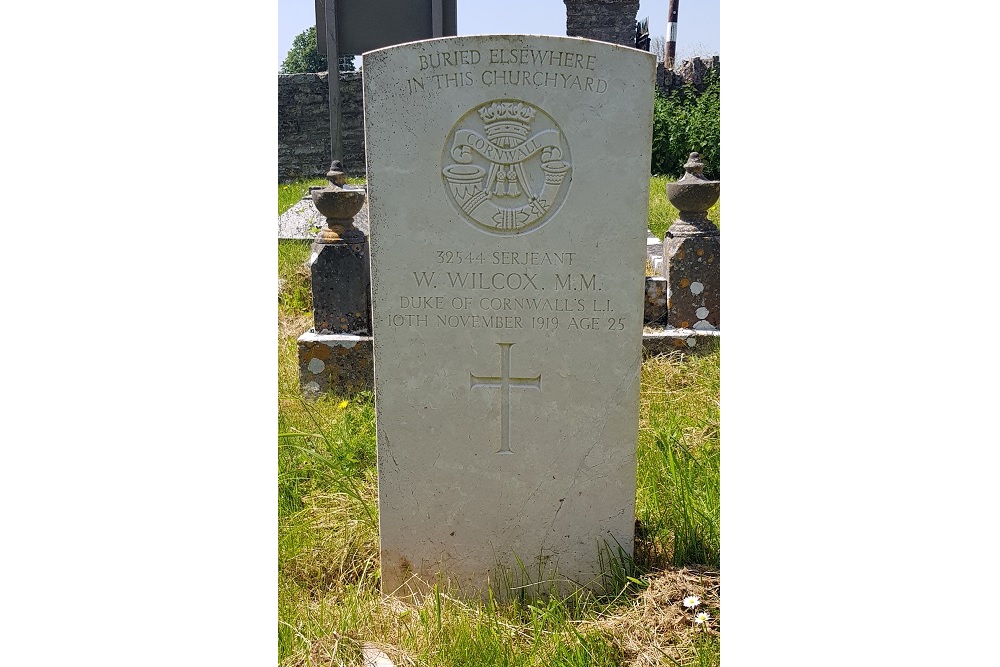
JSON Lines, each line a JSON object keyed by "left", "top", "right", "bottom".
{"left": 470, "top": 342, "right": 541, "bottom": 454}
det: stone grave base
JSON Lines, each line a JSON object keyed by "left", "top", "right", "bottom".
{"left": 296, "top": 330, "right": 374, "bottom": 397}
{"left": 642, "top": 328, "right": 720, "bottom": 357}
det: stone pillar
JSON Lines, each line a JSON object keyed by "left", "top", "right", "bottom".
{"left": 564, "top": 0, "right": 640, "bottom": 47}
{"left": 664, "top": 153, "right": 720, "bottom": 332}
{"left": 296, "top": 162, "right": 374, "bottom": 396}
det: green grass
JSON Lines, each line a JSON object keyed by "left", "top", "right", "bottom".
{"left": 278, "top": 239, "right": 313, "bottom": 316}
{"left": 277, "top": 176, "right": 721, "bottom": 666}
{"left": 636, "top": 346, "right": 720, "bottom": 569}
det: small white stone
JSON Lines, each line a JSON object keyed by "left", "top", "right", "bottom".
{"left": 696, "top": 307, "right": 709, "bottom": 319}
{"left": 303, "top": 381, "right": 321, "bottom": 393}
{"left": 690, "top": 281, "right": 704, "bottom": 295}
{"left": 686, "top": 337, "right": 697, "bottom": 347}
{"left": 692, "top": 320, "right": 718, "bottom": 331}
{"left": 307, "top": 358, "right": 326, "bottom": 373}
{"left": 362, "top": 643, "right": 396, "bottom": 667}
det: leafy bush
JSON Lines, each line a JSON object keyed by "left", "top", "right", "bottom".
{"left": 280, "top": 26, "right": 327, "bottom": 74}
{"left": 281, "top": 26, "right": 358, "bottom": 74}
{"left": 651, "top": 68, "right": 720, "bottom": 179}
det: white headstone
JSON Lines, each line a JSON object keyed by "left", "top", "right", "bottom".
{"left": 363, "top": 35, "right": 655, "bottom": 597}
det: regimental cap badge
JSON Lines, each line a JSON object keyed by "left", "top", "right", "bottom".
{"left": 443, "top": 99, "right": 572, "bottom": 235}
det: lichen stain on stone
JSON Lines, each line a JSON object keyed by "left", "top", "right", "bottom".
{"left": 679, "top": 278, "right": 690, "bottom": 288}
{"left": 696, "top": 249, "right": 705, "bottom": 256}
{"left": 310, "top": 344, "right": 332, "bottom": 360}
{"left": 680, "top": 321, "right": 690, "bottom": 328}
{"left": 677, "top": 249, "right": 685, "bottom": 259}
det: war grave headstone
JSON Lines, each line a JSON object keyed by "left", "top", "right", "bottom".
{"left": 363, "top": 34, "right": 655, "bottom": 597}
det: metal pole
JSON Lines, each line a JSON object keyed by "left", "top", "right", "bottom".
{"left": 315, "top": 0, "right": 326, "bottom": 55}
{"left": 666, "top": 0, "right": 679, "bottom": 70}
{"left": 432, "top": 0, "right": 443, "bottom": 37}
{"left": 325, "top": 0, "right": 342, "bottom": 164}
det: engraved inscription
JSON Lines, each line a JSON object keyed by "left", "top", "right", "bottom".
{"left": 405, "top": 46, "right": 610, "bottom": 95}
{"left": 443, "top": 100, "right": 571, "bottom": 235}
{"left": 384, "top": 249, "right": 632, "bottom": 334}
{"left": 470, "top": 343, "right": 541, "bottom": 454}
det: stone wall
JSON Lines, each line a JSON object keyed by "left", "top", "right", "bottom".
{"left": 563, "top": 0, "right": 640, "bottom": 47}
{"left": 278, "top": 71, "right": 365, "bottom": 181}
{"left": 657, "top": 55, "right": 719, "bottom": 95}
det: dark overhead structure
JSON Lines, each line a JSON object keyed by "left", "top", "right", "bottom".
{"left": 315, "top": 0, "right": 458, "bottom": 163}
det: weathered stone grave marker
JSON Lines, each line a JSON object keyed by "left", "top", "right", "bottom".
{"left": 363, "top": 34, "right": 655, "bottom": 597}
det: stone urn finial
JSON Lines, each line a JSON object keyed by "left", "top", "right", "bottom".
{"left": 665, "top": 153, "right": 720, "bottom": 238}
{"left": 310, "top": 160, "right": 366, "bottom": 243}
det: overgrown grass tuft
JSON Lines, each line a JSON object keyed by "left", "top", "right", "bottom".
{"left": 278, "top": 239, "right": 312, "bottom": 317}
{"left": 636, "top": 344, "right": 720, "bottom": 569}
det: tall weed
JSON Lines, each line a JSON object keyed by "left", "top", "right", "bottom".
{"left": 651, "top": 69, "right": 720, "bottom": 179}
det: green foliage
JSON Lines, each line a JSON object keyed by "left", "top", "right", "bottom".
{"left": 280, "top": 26, "right": 327, "bottom": 74}
{"left": 550, "top": 631, "right": 626, "bottom": 666}
{"left": 281, "top": 25, "right": 358, "bottom": 74}
{"left": 651, "top": 69, "right": 720, "bottom": 179}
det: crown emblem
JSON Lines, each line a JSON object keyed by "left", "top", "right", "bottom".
{"left": 478, "top": 102, "right": 536, "bottom": 148}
